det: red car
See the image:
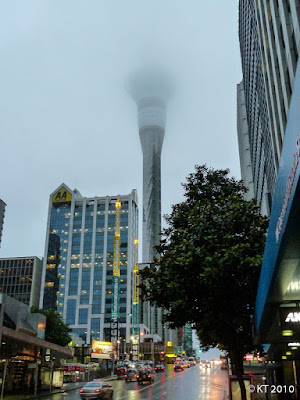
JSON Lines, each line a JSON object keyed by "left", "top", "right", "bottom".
{"left": 116, "top": 367, "right": 126, "bottom": 379}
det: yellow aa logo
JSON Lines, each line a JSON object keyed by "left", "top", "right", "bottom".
{"left": 52, "top": 187, "right": 72, "bottom": 203}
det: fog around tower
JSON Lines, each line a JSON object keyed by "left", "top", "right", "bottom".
{"left": 0, "top": 0, "right": 242, "bottom": 258}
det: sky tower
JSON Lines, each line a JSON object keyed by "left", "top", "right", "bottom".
{"left": 130, "top": 69, "right": 172, "bottom": 264}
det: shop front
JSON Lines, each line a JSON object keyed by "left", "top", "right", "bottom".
{"left": 255, "top": 62, "right": 300, "bottom": 398}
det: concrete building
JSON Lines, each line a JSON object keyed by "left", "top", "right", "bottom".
{"left": 0, "top": 199, "right": 6, "bottom": 248}
{"left": 40, "top": 184, "right": 138, "bottom": 344}
{"left": 0, "top": 256, "right": 42, "bottom": 307}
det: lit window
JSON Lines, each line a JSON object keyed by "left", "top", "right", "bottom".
{"left": 45, "top": 282, "right": 54, "bottom": 287}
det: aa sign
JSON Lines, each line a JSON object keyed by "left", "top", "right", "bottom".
{"left": 52, "top": 187, "right": 72, "bottom": 203}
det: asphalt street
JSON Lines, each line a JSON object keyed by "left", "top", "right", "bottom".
{"left": 40, "top": 364, "right": 228, "bottom": 400}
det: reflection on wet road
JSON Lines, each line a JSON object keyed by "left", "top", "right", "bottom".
{"left": 42, "top": 364, "right": 228, "bottom": 400}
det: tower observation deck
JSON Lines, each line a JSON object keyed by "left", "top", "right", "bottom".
{"left": 130, "top": 69, "right": 172, "bottom": 263}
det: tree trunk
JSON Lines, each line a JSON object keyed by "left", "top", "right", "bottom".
{"left": 231, "top": 348, "right": 247, "bottom": 400}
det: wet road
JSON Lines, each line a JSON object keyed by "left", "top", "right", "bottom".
{"left": 43, "top": 365, "right": 228, "bottom": 400}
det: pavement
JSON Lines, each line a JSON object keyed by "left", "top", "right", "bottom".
{"left": 3, "top": 375, "right": 117, "bottom": 400}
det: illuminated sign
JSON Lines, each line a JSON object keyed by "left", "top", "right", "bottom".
{"left": 275, "top": 134, "right": 300, "bottom": 242}
{"left": 165, "top": 341, "right": 174, "bottom": 347}
{"left": 52, "top": 187, "right": 72, "bottom": 204}
{"left": 285, "top": 312, "right": 300, "bottom": 323}
{"left": 91, "top": 341, "right": 113, "bottom": 359}
{"left": 288, "top": 342, "right": 300, "bottom": 347}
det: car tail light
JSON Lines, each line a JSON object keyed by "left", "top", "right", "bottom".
{"left": 125, "top": 375, "right": 127, "bottom": 377}
{"left": 79, "top": 389, "right": 84, "bottom": 393}
{"left": 148, "top": 375, "right": 151, "bottom": 378}
{"left": 135, "top": 374, "right": 137, "bottom": 377}
{"left": 95, "top": 389, "right": 101, "bottom": 393}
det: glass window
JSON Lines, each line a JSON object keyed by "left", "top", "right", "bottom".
{"left": 78, "top": 308, "right": 88, "bottom": 324}
{"left": 91, "top": 318, "right": 101, "bottom": 341}
{"left": 66, "top": 299, "right": 76, "bottom": 324}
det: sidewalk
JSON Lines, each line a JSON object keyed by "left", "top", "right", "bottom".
{"left": 3, "top": 376, "right": 117, "bottom": 400}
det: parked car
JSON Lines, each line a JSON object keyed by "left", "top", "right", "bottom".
{"left": 125, "top": 368, "right": 138, "bottom": 382}
{"left": 79, "top": 380, "right": 113, "bottom": 399}
{"left": 137, "top": 368, "right": 155, "bottom": 384}
{"left": 155, "top": 364, "right": 165, "bottom": 372}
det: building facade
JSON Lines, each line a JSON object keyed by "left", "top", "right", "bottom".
{"left": 0, "top": 257, "right": 42, "bottom": 307}
{"left": 40, "top": 184, "right": 138, "bottom": 344}
{"left": 236, "top": 82, "right": 255, "bottom": 201}
{"left": 238, "top": 0, "right": 278, "bottom": 214}
{"left": 0, "top": 199, "right": 6, "bottom": 248}
{"left": 239, "top": 0, "right": 300, "bottom": 390}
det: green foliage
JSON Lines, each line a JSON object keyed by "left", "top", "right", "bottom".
{"left": 31, "top": 306, "right": 72, "bottom": 347}
{"left": 140, "top": 165, "right": 268, "bottom": 360}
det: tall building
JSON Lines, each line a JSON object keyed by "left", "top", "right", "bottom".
{"left": 0, "top": 257, "right": 42, "bottom": 307}
{"left": 0, "top": 199, "right": 6, "bottom": 248}
{"left": 130, "top": 69, "right": 172, "bottom": 338}
{"left": 239, "top": 0, "right": 300, "bottom": 389}
{"left": 238, "top": 0, "right": 277, "bottom": 214}
{"left": 40, "top": 184, "right": 138, "bottom": 344}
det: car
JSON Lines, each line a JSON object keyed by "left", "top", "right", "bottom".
{"left": 125, "top": 368, "right": 137, "bottom": 382}
{"left": 155, "top": 364, "right": 165, "bottom": 372}
{"left": 116, "top": 367, "right": 126, "bottom": 379}
{"left": 79, "top": 381, "right": 113, "bottom": 399}
{"left": 173, "top": 362, "right": 183, "bottom": 371}
{"left": 188, "top": 357, "right": 196, "bottom": 366}
{"left": 181, "top": 359, "right": 190, "bottom": 368}
{"left": 136, "top": 368, "right": 155, "bottom": 384}
{"left": 201, "top": 361, "right": 211, "bottom": 368}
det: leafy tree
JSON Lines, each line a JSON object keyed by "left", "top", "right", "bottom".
{"left": 31, "top": 307, "right": 72, "bottom": 347}
{"left": 140, "top": 165, "right": 268, "bottom": 400}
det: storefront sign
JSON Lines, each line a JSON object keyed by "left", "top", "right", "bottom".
{"left": 279, "top": 308, "right": 300, "bottom": 327}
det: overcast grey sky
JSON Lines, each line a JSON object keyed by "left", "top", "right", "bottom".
{"left": 0, "top": 1, "right": 242, "bottom": 258}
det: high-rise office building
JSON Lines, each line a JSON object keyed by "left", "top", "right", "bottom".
{"left": 239, "top": 0, "right": 300, "bottom": 389}
{"left": 40, "top": 184, "right": 138, "bottom": 344}
{"left": 238, "top": 0, "right": 300, "bottom": 213}
{"left": 238, "top": 0, "right": 277, "bottom": 214}
{"left": 0, "top": 257, "right": 43, "bottom": 307}
{"left": 130, "top": 69, "right": 172, "bottom": 338}
{"left": 0, "top": 199, "right": 6, "bottom": 248}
